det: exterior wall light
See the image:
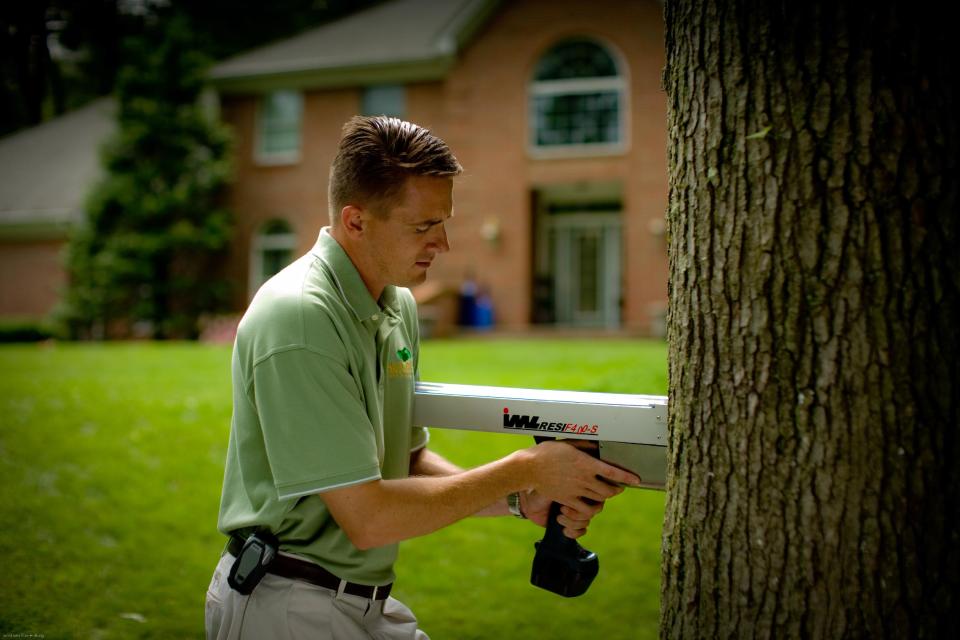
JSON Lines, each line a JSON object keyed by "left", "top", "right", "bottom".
{"left": 480, "top": 217, "right": 501, "bottom": 246}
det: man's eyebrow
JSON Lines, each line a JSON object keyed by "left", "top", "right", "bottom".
{"left": 410, "top": 217, "right": 445, "bottom": 227}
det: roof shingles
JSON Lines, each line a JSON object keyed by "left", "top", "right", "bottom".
{"left": 210, "top": 0, "right": 498, "bottom": 86}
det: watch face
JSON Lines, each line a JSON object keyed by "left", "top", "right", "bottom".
{"left": 508, "top": 492, "right": 524, "bottom": 518}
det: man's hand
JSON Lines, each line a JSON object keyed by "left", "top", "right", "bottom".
{"left": 525, "top": 440, "right": 639, "bottom": 509}
{"left": 520, "top": 490, "right": 606, "bottom": 539}
{"left": 520, "top": 440, "right": 639, "bottom": 538}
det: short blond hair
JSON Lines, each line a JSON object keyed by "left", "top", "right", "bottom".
{"left": 328, "top": 116, "right": 462, "bottom": 221}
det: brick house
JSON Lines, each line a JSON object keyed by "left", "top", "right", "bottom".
{"left": 209, "top": 0, "right": 668, "bottom": 334}
{"left": 0, "top": 99, "right": 115, "bottom": 320}
{"left": 0, "top": 0, "right": 667, "bottom": 336}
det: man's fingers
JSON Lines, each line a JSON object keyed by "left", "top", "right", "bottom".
{"left": 556, "top": 480, "right": 620, "bottom": 508}
{"left": 560, "top": 500, "right": 603, "bottom": 520}
{"left": 561, "top": 500, "right": 604, "bottom": 521}
{"left": 601, "top": 482, "right": 626, "bottom": 497}
{"left": 536, "top": 441, "right": 639, "bottom": 501}
{"left": 566, "top": 442, "right": 640, "bottom": 486}
{"left": 591, "top": 459, "right": 641, "bottom": 487}
{"left": 586, "top": 479, "right": 625, "bottom": 501}
{"left": 556, "top": 514, "right": 588, "bottom": 538}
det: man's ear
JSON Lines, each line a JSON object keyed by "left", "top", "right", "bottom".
{"left": 340, "top": 205, "right": 365, "bottom": 237}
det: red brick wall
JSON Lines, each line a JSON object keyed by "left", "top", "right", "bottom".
{"left": 0, "top": 239, "right": 68, "bottom": 317}
{"left": 437, "top": 0, "right": 668, "bottom": 331}
{"left": 219, "top": 0, "right": 667, "bottom": 332}
{"left": 220, "top": 88, "right": 359, "bottom": 309}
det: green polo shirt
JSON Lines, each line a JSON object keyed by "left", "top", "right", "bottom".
{"left": 217, "top": 228, "right": 427, "bottom": 586}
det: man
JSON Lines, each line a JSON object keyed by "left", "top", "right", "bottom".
{"left": 205, "top": 116, "right": 640, "bottom": 639}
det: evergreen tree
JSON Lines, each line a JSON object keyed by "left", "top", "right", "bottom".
{"left": 62, "top": 15, "right": 233, "bottom": 339}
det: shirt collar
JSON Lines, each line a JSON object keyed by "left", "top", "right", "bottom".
{"left": 311, "top": 228, "right": 401, "bottom": 322}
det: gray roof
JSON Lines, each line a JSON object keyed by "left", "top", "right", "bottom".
{"left": 0, "top": 97, "right": 114, "bottom": 234}
{"left": 209, "top": 0, "right": 500, "bottom": 92}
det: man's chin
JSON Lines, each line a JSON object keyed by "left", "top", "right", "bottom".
{"left": 399, "top": 271, "right": 428, "bottom": 288}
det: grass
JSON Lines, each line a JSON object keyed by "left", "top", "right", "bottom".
{"left": 0, "top": 338, "right": 666, "bottom": 639}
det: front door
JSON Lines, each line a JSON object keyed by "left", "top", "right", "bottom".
{"left": 550, "top": 213, "right": 621, "bottom": 327}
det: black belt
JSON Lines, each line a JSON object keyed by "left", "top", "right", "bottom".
{"left": 227, "top": 536, "right": 392, "bottom": 600}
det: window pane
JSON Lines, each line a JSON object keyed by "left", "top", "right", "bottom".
{"left": 261, "top": 127, "right": 299, "bottom": 154}
{"left": 265, "top": 91, "right": 301, "bottom": 120}
{"left": 259, "top": 91, "right": 302, "bottom": 156}
{"left": 577, "top": 231, "right": 599, "bottom": 313}
{"left": 362, "top": 85, "right": 406, "bottom": 117}
{"left": 534, "top": 39, "right": 618, "bottom": 81}
{"left": 262, "top": 219, "right": 293, "bottom": 235}
{"left": 262, "top": 248, "right": 292, "bottom": 280}
{"left": 535, "top": 91, "right": 620, "bottom": 146}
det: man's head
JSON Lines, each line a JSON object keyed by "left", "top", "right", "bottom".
{"left": 328, "top": 116, "right": 463, "bottom": 300}
{"left": 328, "top": 116, "right": 462, "bottom": 222}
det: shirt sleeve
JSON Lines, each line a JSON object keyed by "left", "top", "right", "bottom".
{"left": 252, "top": 346, "right": 381, "bottom": 500}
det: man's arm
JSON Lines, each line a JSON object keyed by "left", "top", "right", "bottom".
{"left": 319, "top": 441, "right": 639, "bottom": 550}
{"left": 409, "top": 446, "right": 463, "bottom": 476}
{"left": 409, "top": 446, "right": 511, "bottom": 517}
{"left": 409, "top": 444, "right": 611, "bottom": 534}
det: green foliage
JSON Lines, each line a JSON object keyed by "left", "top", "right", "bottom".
{"left": 61, "top": 15, "right": 233, "bottom": 340}
{"left": 2, "top": 1, "right": 380, "bottom": 137}
{"left": 0, "top": 318, "right": 60, "bottom": 343}
{"left": 0, "top": 339, "right": 666, "bottom": 639}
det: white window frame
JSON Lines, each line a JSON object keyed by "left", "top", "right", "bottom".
{"left": 248, "top": 223, "right": 297, "bottom": 299}
{"left": 528, "top": 39, "right": 630, "bottom": 159}
{"left": 254, "top": 90, "right": 303, "bottom": 166}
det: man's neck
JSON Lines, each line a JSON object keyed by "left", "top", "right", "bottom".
{"left": 328, "top": 226, "right": 384, "bottom": 302}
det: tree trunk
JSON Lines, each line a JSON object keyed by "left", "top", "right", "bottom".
{"left": 661, "top": 2, "right": 958, "bottom": 637}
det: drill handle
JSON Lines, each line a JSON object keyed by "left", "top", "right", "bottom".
{"left": 541, "top": 500, "right": 577, "bottom": 548}
{"left": 530, "top": 436, "right": 600, "bottom": 597}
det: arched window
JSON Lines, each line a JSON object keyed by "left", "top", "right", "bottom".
{"left": 529, "top": 38, "right": 626, "bottom": 154}
{"left": 249, "top": 219, "right": 296, "bottom": 297}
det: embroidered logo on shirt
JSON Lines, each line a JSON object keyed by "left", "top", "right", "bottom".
{"left": 387, "top": 347, "right": 414, "bottom": 377}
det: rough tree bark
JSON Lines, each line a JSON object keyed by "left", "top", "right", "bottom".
{"left": 661, "top": 1, "right": 958, "bottom": 637}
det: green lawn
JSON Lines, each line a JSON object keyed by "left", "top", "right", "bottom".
{"left": 0, "top": 339, "right": 666, "bottom": 639}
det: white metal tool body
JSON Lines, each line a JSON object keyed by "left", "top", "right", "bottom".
{"left": 413, "top": 382, "right": 668, "bottom": 490}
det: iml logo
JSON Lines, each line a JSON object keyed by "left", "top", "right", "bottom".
{"left": 502, "top": 407, "right": 551, "bottom": 431}
{"left": 502, "top": 407, "right": 599, "bottom": 435}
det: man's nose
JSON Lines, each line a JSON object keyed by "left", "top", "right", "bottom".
{"left": 432, "top": 224, "right": 450, "bottom": 253}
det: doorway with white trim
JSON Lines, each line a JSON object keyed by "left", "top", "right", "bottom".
{"left": 532, "top": 183, "right": 622, "bottom": 328}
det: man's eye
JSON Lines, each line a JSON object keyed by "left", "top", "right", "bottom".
{"left": 415, "top": 226, "right": 430, "bottom": 233}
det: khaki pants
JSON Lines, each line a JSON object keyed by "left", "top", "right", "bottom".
{"left": 205, "top": 553, "right": 429, "bottom": 640}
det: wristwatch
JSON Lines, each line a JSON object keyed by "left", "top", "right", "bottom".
{"left": 507, "top": 492, "right": 526, "bottom": 519}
